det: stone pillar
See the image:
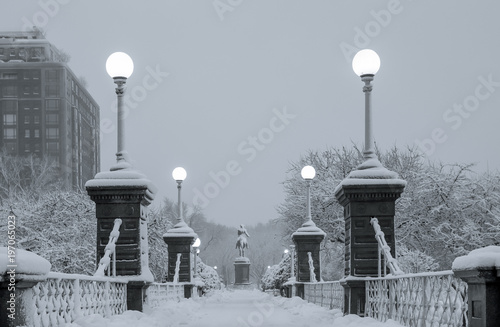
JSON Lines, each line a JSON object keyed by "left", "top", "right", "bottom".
{"left": 163, "top": 219, "right": 197, "bottom": 299}
{"left": 86, "top": 163, "right": 156, "bottom": 311}
{"left": 162, "top": 235, "right": 196, "bottom": 283}
{"left": 453, "top": 247, "right": 500, "bottom": 327}
{"left": 0, "top": 249, "right": 50, "bottom": 327}
{"left": 292, "top": 223, "right": 325, "bottom": 283}
{"left": 334, "top": 159, "right": 405, "bottom": 315}
{"left": 234, "top": 257, "right": 251, "bottom": 285}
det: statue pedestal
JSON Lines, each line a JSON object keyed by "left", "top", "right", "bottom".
{"left": 234, "top": 257, "right": 251, "bottom": 285}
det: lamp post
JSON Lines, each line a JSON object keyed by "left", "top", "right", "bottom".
{"left": 290, "top": 244, "right": 295, "bottom": 279}
{"left": 163, "top": 167, "right": 197, "bottom": 285}
{"left": 291, "top": 165, "right": 325, "bottom": 284}
{"left": 334, "top": 49, "right": 406, "bottom": 314}
{"left": 193, "top": 237, "right": 201, "bottom": 280}
{"left": 172, "top": 167, "right": 188, "bottom": 228}
{"left": 352, "top": 49, "right": 381, "bottom": 162}
{"left": 301, "top": 165, "right": 316, "bottom": 227}
{"left": 105, "top": 52, "right": 134, "bottom": 164}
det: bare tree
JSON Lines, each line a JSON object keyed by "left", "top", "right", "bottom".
{"left": 0, "top": 149, "right": 63, "bottom": 203}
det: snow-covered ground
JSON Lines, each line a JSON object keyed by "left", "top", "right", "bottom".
{"left": 66, "top": 289, "right": 403, "bottom": 327}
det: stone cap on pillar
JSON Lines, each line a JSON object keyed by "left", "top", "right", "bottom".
{"left": 85, "top": 161, "right": 157, "bottom": 206}
{"left": 452, "top": 246, "right": 500, "bottom": 275}
{"left": 292, "top": 219, "right": 326, "bottom": 239}
{"left": 163, "top": 221, "right": 198, "bottom": 239}
{"left": 334, "top": 158, "right": 406, "bottom": 204}
{"left": 0, "top": 247, "right": 51, "bottom": 275}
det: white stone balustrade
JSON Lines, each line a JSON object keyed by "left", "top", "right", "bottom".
{"left": 303, "top": 281, "right": 344, "bottom": 311}
{"left": 364, "top": 271, "right": 468, "bottom": 327}
{"left": 31, "top": 272, "right": 127, "bottom": 326}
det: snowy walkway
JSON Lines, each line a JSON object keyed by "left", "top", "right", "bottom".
{"left": 68, "top": 289, "right": 404, "bottom": 327}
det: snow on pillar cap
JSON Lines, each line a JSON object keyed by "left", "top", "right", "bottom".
{"left": 85, "top": 165, "right": 157, "bottom": 199}
{"left": 0, "top": 247, "right": 51, "bottom": 276}
{"left": 452, "top": 246, "right": 500, "bottom": 271}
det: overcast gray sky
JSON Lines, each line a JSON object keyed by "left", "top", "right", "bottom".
{"left": 2, "top": 1, "right": 499, "bottom": 227}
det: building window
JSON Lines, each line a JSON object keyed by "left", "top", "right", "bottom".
{"left": 32, "top": 70, "right": 40, "bottom": 80}
{"left": 23, "top": 86, "right": 30, "bottom": 95}
{"left": 4, "top": 101, "right": 17, "bottom": 111}
{"left": 45, "top": 85, "right": 58, "bottom": 97}
{"left": 24, "top": 129, "right": 30, "bottom": 138}
{"left": 34, "top": 129, "right": 40, "bottom": 138}
{"left": 45, "top": 113, "right": 59, "bottom": 125}
{"left": 34, "top": 143, "right": 40, "bottom": 152}
{"left": 3, "top": 114, "right": 17, "bottom": 125}
{"left": 9, "top": 48, "right": 15, "bottom": 57}
{"left": 2, "top": 86, "right": 17, "bottom": 97}
{"left": 34, "top": 115, "right": 40, "bottom": 124}
{"left": 0, "top": 48, "right": 4, "bottom": 56}
{"left": 33, "top": 86, "right": 40, "bottom": 95}
{"left": 46, "top": 70, "right": 58, "bottom": 82}
{"left": 46, "top": 127, "right": 59, "bottom": 139}
{"left": 24, "top": 116, "right": 30, "bottom": 124}
{"left": 19, "top": 48, "right": 26, "bottom": 58}
{"left": 46, "top": 142, "right": 59, "bottom": 153}
{"left": 46, "top": 99, "right": 59, "bottom": 111}
{"left": 24, "top": 71, "right": 30, "bottom": 80}
{"left": 1, "top": 73, "right": 18, "bottom": 79}
{"left": 24, "top": 143, "right": 30, "bottom": 152}
{"left": 3, "top": 128, "right": 17, "bottom": 139}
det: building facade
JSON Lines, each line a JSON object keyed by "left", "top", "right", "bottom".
{"left": 0, "top": 31, "right": 100, "bottom": 190}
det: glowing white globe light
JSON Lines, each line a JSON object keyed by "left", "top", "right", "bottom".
{"left": 284, "top": 249, "right": 289, "bottom": 254}
{"left": 352, "top": 49, "right": 380, "bottom": 76}
{"left": 172, "top": 167, "right": 187, "bottom": 181}
{"left": 106, "top": 52, "right": 134, "bottom": 78}
{"left": 193, "top": 238, "right": 201, "bottom": 248}
{"left": 301, "top": 166, "right": 316, "bottom": 180}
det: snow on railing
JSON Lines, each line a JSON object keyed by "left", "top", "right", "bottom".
{"left": 307, "top": 252, "right": 317, "bottom": 282}
{"left": 365, "top": 271, "right": 468, "bottom": 327}
{"left": 32, "top": 272, "right": 127, "bottom": 326}
{"left": 303, "top": 281, "right": 344, "bottom": 311}
{"left": 370, "top": 217, "right": 404, "bottom": 276}
{"left": 144, "top": 282, "right": 185, "bottom": 309}
{"left": 95, "top": 218, "right": 122, "bottom": 277}
{"left": 173, "top": 253, "right": 182, "bottom": 284}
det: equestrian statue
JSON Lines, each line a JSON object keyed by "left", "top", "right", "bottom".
{"left": 235, "top": 224, "right": 250, "bottom": 257}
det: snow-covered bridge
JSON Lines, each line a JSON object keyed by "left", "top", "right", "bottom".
{"left": 65, "top": 289, "right": 400, "bottom": 327}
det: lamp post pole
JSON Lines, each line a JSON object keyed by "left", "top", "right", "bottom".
{"left": 290, "top": 245, "right": 295, "bottom": 279}
{"left": 362, "top": 74, "right": 375, "bottom": 160}
{"left": 177, "top": 180, "right": 183, "bottom": 222}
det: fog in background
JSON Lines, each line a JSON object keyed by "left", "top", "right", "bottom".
{"left": 2, "top": 0, "right": 499, "bottom": 226}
